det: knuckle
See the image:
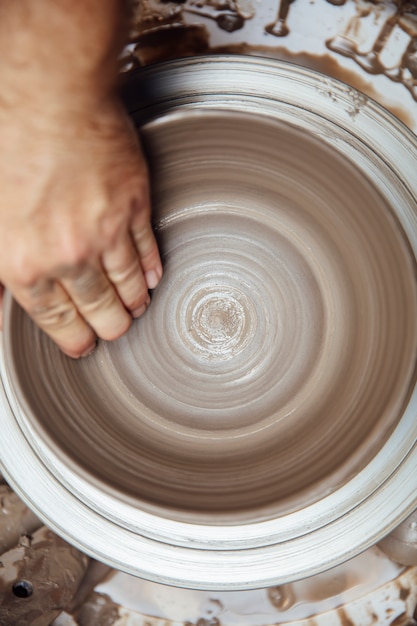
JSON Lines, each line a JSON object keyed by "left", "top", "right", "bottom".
{"left": 131, "top": 197, "right": 151, "bottom": 227}
{"left": 57, "top": 242, "right": 89, "bottom": 270}
{"left": 78, "top": 282, "right": 118, "bottom": 314}
{"left": 29, "top": 300, "right": 78, "bottom": 330}
{"left": 53, "top": 227, "right": 94, "bottom": 270}
{"left": 70, "top": 269, "right": 106, "bottom": 304}
{"left": 125, "top": 287, "right": 149, "bottom": 311}
{"left": 100, "top": 214, "right": 124, "bottom": 243}
{"left": 107, "top": 258, "right": 140, "bottom": 286}
{"left": 132, "top": 229, "right": 153, "bottom": 256}
{"left": 9, "top": 257, "right": 40, "bottom": 288}
{"left": 132, "top": 184, "right": 150, "bottom": 212}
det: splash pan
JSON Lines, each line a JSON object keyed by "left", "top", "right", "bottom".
{"left": 1, "top": 56, "right": 417, "bottom": 590}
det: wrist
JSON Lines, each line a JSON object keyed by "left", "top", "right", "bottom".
{"left": 0, "top": 1, "right": 129, "bottom": 117}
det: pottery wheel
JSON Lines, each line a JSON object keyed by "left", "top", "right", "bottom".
{"left": 2, "top": 57, "right": 417, "bottom": 589}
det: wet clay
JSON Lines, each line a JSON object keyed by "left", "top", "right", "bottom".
{"left": 326, "top": 0, "right": 417, "bottom": 101}
{"left": 76, "top": 592, "right": 120, "bottom": 626}
{"left": 268, "top": 584, "right": 296, "bottom": 610}
{"left": 0, "top": 526, "right": 89, "bottom": 626}
{"left": 0, "top": 484, "right": 42, "bottom": 554}
{"left": 69, "top": 561, "right": 113, "bottom": 614}
{"left": 6, "top": 105, "right": 417, "bottom": 523}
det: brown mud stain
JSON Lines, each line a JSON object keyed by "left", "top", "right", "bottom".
{"left": 125, "top": 0, "right": 416, "bottom": 128}
{"left": 399, "top": 585, "right": 411, "bottom": 601}
{"left": 337, "top": 607, "right": 355, "bottom": 626}
{"left": 124, "top": 23, "right": 211, "bottom": 67}
{"left": 268, "top": 584, "right": 296, "bottom": 610}
{"left": 185, "top": 618, "right": 221, "bottom": 626}
{"left": 390, "top": 610, "right": 415, "bottom": 626}
{"left": 265, "top": 0, "right": 294, "bottom": 38}
{"left": 76, "top": 591, "right": 120, "bottom": 626}
{"left": 0, "top": 527, "right": 88, "bottom": 626}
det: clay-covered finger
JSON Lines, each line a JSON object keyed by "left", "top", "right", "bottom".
{"left": 10, "top": 279, "right": 96, "bottom": 358}
{"left": 102, "top": 232, "right": 150, "bottom": 318}
{"left": 61, "top": 265, "right": 131, "bottom": 341}
{"left": 130, "top": 210, "right": 163, "bottom": 291}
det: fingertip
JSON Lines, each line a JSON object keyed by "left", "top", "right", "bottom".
{"left": 98, "top": 311, "right": 132, "bottom": 342}
{"left": 132, "top": 303, "right": 147, "bottom": 319}
{"left": 132, "top": 295, "right": 150, "bottom": 319}
{"left": 81, "top": 342, "right": 98, "bottom": 358}
{"left": 59, "top": 337, "right": 97, "bottom": 360}
{"left": 144, "top": 258, "right": 163, "bottom": 291}
{"left": 145, "top": 269, "right": 160, "bottom": 290}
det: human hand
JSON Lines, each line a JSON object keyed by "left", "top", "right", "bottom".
{"left": 0, "top": 97, "right": 162, "bottom": 358}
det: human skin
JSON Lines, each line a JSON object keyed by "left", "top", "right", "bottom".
{"left": 0, "top": 0, "right": 162, "bottom": 357}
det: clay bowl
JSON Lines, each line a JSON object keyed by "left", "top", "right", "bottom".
{"left": 1, "top": 56, "right": 417, "bottom": 590}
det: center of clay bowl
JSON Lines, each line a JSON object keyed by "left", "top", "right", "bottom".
{"left": 7, "top": 109, "right": 417, "bottom": 524}
{"left": 186, "top": 286, "right": 250, "bottom": 359}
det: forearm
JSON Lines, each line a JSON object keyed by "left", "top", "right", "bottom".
{"left": 0, "top": 0, "right": 130, "bottom": 115}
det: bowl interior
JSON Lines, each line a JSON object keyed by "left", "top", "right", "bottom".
{"left": 6, "top": 108, "right": 417, "bottom": 524}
